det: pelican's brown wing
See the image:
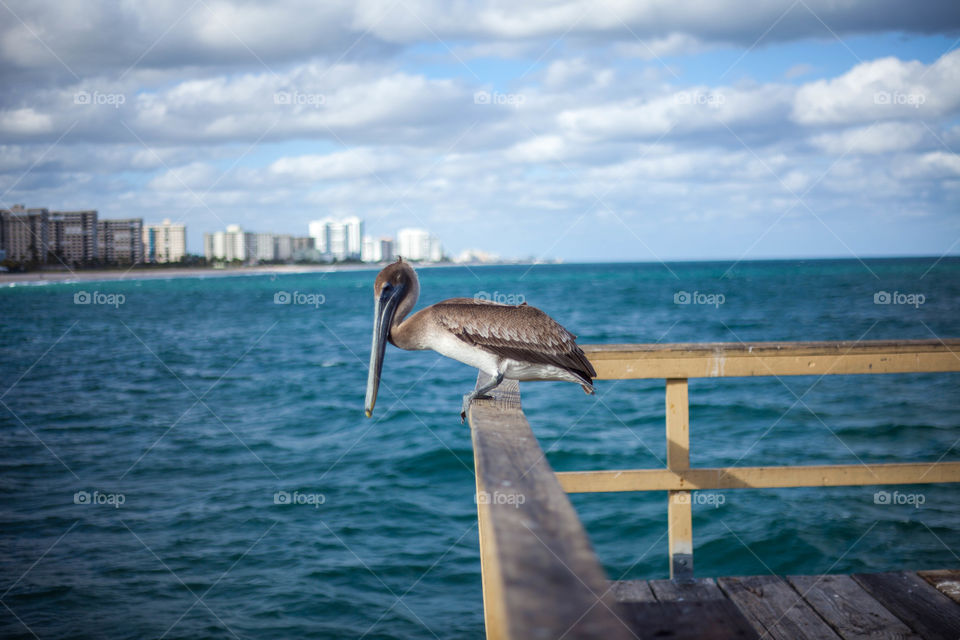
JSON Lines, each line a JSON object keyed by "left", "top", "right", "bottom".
{"left": 430, "top": 298, "right": 596, "bottom": 386}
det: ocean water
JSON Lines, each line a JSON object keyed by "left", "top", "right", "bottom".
{"left": 1, "top": 258, "right": 958, "bottom": 639}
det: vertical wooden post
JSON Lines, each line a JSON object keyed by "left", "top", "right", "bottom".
{"left": 665, "top": 378, "right": 693, "bottom": 580}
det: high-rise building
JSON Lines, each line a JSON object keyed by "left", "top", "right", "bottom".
{"left": 342, "top": 216, "right": 363, "bottom": 259}
{"left": 308, "top": 219, "right": 330, "bottom": 254}
{"left": 308, "top": 217, "right": 364, "bottom": 260}
{"left": 0, "top": 205, "right": 49, "bottom": 264}
{"left": 49, "top": 210, "right": 98, "bottom": 264}
{"left": 254, "top": 232, "right": 277, "bottom": 262}
{"left": 361, "top": 235, "right": 395, "bottom": 263}
{"left": 98, "top": 218, "right": 144, "bottom": 264}
{"left": 274, "top": 235, "right": 293, "bottom": 262}
{"left": 143, "top": 219, "right": 186, "bottom": 263}
{"left": 204, "top": 224, "right": 250, "bottom": 262}
{"left": 396, "top": 228, "right": 443, "bottom": 262}
{"left": 292, "top": 236, "right": 315, "bottom": 253}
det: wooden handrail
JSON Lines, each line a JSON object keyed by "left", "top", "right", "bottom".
{"left": 579, "top": 339, "right": 960, "bottom": 578}
{"left": 583, "top": 339, "right": 960, "bottom": 379}
{"left": 556, "top": 461, "right": 960, "bottom": 492}
{"left": 467, "top": 373, "right": 631, "bottom": 640}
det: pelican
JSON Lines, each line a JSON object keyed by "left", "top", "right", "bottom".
{"left": 364, "top": 258, "right": 596, "bottom": 421}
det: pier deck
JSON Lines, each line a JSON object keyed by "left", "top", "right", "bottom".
{"left": 611, "top": 570, "right": 960, "bottom": 639}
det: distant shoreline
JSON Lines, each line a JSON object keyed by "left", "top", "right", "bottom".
{"left": 0, "top": 264, "right": 376, "bottom": 286}
{"left": 0, "top": 261, "right": 501, "bottom": 286}
{"left": 1, "top": 255, "right": 952, "bottom": 286}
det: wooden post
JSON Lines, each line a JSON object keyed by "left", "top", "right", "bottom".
{"left": 666, "top": 378, "right": 693, "bottom": 580}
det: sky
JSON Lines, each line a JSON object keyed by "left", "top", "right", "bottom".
{"left": 1, "top": 0, "right": 959, "bottom": 262}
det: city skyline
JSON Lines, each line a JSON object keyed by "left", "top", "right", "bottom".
{"left": 202, "top": 218, "right": 450, "bottom": 264}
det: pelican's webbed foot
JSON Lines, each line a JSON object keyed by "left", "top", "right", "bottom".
{"left": 459, "top": 373, "right": 504, "bottom": 423}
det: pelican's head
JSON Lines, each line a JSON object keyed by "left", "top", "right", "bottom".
{"left": 364, "top": 258, "right": 419, "bottom": 417}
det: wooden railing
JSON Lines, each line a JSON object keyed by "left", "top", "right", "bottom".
{"left": 467, "top": 339, "right": 960, "bottom": 639}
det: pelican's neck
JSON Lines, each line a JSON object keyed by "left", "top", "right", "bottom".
{"left": 388, "top": 273, "right": 420, "bottom": 350}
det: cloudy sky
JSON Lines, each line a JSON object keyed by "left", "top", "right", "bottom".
{"left": 1, "top": 0, "right": 959, "bottom": 261}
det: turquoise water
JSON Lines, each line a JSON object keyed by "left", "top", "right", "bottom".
{"left": 1, "top": 258, "right": 958, "bottom": 639}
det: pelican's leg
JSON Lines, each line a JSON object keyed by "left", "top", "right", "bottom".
{"left": 460, "top": 372, "right": 505, "bottom": 423}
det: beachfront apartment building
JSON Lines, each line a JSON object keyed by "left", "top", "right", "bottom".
{"left": 204, "top": 225, "right": 250, "bottom": 262}
{"left": 49, "top": 210, "right": 98, "bottom": 265}
{"left": 98, "top": 218, "right": 144, "bottom": 264}
{"left": 308, "top": 216, "right": 363, "bottom": 261}
{"left": 396, "top": 228, "right": 443, "bottom": 262}
{"left": 0, "top": 206, "right": 49, "bottom": 264}
{"left": 361, "top": 236, "right": 395, "bottom": 263}
{"left": 144, "top": 219, "right": 187, "bottom": 263}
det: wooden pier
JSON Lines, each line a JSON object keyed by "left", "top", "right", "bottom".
{"left": 466, "top": 339, "right": 960, "bottom": 639}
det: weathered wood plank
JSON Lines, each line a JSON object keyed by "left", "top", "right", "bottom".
{"left": 852, "top": 571, "right": 960, "bottom": 639}
{"left": 609, "top": 580, "right": 657, "bottom": 603}
{"left": 650, "top": 577, "right": 726, "bottom": 602}
{"left": 918, "top": 569, "right": 960, "bottom": 605}
{"left": 648, "top": 577, "right": 760, "bottom": 639}
{"left": 556, "top": 461, "right": 960, "bottom": 493}
{"left": 582, "top": 339, "right": 960, "bottom": 380}
{"left": 617, "top": 599, "right": 760, "bottom": 639}
{"left": 469, "top": 373, "right": 631, "bottom": 640}
{"left": 718, "top": 575, "right": 841, "bottom": 639}
{"left": 787, "top": 574, "right": 919, "bottom": 639}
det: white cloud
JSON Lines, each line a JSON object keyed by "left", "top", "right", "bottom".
{"left": 793, "top": 50, "right": 960, "bottom": 125}
{"left": 0, "top": 108, "right": 54, "bottom": 136}
{"left": 810, "top": 121, "right": 927, "bottom": 154}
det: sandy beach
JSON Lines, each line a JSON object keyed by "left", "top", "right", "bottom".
{"left": 0, "top": 261, "right": 502, "bottom": 286}
{"left": 0, "top": 263, "right": 384, "bottom": 285}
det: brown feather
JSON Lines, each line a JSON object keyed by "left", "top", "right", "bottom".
{"left": 429, "top": 299, "right": 596, "bottom": 385}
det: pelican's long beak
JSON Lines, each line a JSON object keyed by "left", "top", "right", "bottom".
{"left": 364, "top": 282, "right": 404, "bottom": 417}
